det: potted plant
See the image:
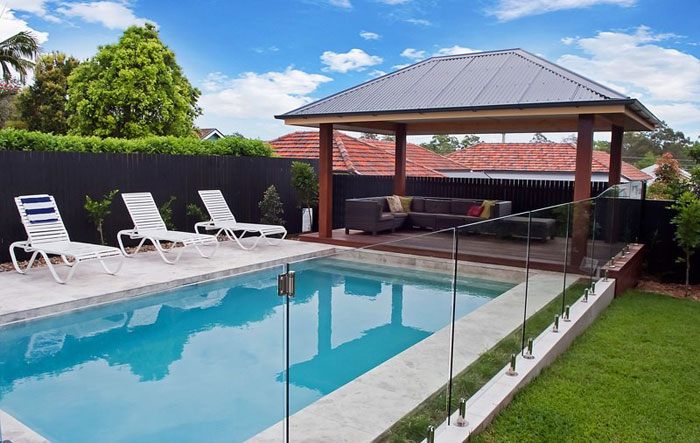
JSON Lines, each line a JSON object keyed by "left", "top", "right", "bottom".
{"left": 290, "top": 161, "right": 318, "bottom": 232}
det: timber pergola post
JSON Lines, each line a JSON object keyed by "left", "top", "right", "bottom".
{"left": 318, "top": 123, "right": 333, "bottom": 238}
{"left": 394, "top": 123, "right": 407, "bottom": 196}
{"left": 275, "top": 49, "right": 659, "bottom": 244}
{"left": 572, "top": 114, "right": 595, "bottom": 267}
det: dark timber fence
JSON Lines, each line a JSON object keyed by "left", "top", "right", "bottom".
{"left": 332, "top": 174, "right": 608, "bottom": 229}
{"left": 0, "top": 150, "right": 317, "bottom": 262}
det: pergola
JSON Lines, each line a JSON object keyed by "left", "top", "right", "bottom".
{"left": 275, "top": 49, "right": 659, "bottom": 239}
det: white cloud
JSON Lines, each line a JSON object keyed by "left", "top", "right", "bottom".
{"left": 561, "top": 37, "right": 576, "bottom": 45}
{"left": 401, "top": 48, "right": 426, "bottom": 59}
{"left": 558, "top": 26, "right": 700, "bottom": 102}
{"left": 405, "top": 18, "right": 431, "bottom": 26}
{"left": 198, "top": 67, "right": 332, "bottom": 139}
{"left": 56, "top": 1, "right": 156, "bottom": 29}
{"left": 368, "top": 69, "right": 387, "bottom": 78}
{"left": 392, "top": 63, "right": 410, "bottom": 69}
{"left": 377, "top": 0, "right": 411, "bottom": 3}
{"left": 360, "top": 31, "right": 380, "bottom": 40}
{"left": 320, "top": 48, "right": 383, "bottom": 73}
{"left": 0, "top": 9, "right": 49, "bottom": 44}
{"left": 558, "top": 25, "right": 700, "bottom": 138}
{"left": 329, "top": 0, "right": 352, "bottom": 7}
{"left": 487, "top": 0, "right": 636, "bottom": 21}
{"left": 4, "top": 0, "right": 49, "bottom": 16}
{"left": 434, "top": 46, "right": 481, "bottom": 56}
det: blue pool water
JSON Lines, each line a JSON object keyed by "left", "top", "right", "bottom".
{"left": 0, "top": 259, "right": 513, "bottom": 442}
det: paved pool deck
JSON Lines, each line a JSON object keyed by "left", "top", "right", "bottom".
{"left": 0, "top": 238, "right": 336, "bottom": 326}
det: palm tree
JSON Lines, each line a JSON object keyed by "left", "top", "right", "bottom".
{"left": 0, "top": 31, "right": 40, "bottom": 83}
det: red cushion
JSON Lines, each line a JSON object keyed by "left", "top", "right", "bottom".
{"left": 467, "top": 205, "right": 483, "bottom": 217}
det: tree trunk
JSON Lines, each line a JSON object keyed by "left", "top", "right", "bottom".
{"left": 686, "top": 250, "right": 691, "bottom": 297}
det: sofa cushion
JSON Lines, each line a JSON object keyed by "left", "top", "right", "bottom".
{"left": 451, "top": 200, "right": 473, "bottom": 215}
{"left": 480, "top": 200, "right": 497, "bottom": 219}
{"left": 425, "top": 199, "right": 451, "bottom": 214}
{"left": 407, "top": 212, "right": 436, "bottom": 228}
{"left": 386, "top": 195, "right": 404, "bottom": 213}
{"left": 398, "top": 196, "right": 413, "bottom": 212}
{"left": 467, "top": 205, "right": 484, "bottom": 217}
{"left": 379, "top": 212, "right": 394, "bottom": 221}
{"left": 411, "top": 197, "right": 425, "bottom": 212}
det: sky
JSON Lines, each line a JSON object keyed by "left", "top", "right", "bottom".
{"left": 1, "top": 0, "right": 699, "bottom": 144}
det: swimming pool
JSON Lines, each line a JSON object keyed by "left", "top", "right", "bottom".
{"left": 0, "top": 258, "right": 514, "bottom": 442}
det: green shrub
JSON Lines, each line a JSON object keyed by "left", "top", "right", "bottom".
{"left": 158, "top": 196, "right": 177, "bottom": 230}
{"left": 0, "top": 128, "right": 274, "bottom": 157}
{"left": 84, "top": 189, "right": 119, "bottom": 245}
{"left": 259, "top": 185, "right": 285, "bottom": 226}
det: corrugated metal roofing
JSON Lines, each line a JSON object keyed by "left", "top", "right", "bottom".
{"left": 279, "top": 49, "right": 629, "bottom": 117}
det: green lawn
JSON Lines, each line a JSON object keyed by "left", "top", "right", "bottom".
{"left": 473, "top": 291, "right": 700, "bottom": 443}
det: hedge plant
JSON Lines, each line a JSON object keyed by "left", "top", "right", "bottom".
{"left": 0, "top": 128, "right": 274, "bottom": 157}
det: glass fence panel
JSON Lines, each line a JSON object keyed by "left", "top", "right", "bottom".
{"left": 0, "top": 263, "right": 288, "bottom": 443}
{"left": 284, "top": 229, "right": 458, "bottom": 443}
{"left": 447, "top": 213, "right": 531, "bottom": 426}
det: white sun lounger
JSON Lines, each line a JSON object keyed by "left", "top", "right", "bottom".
{"left": 195, "top": 189, "right": 287, "bottom": 250}
{"left": 10, "top": 194, "right": 124, "bottom": 284}
{"left": 118, "top": 192, "right": 219, "bottom": 264}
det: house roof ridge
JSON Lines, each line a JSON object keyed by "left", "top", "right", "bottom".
{"left": 334, "top": 131, "right": 359, "bottom": 175}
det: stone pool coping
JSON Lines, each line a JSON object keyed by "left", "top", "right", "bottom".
{"left": 251, "top": 251, "right": 578, "bottom": 442}
{"left": 0, "top": 239, "right": 337, "bottom": 326}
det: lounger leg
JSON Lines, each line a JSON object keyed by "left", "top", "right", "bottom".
{"left": 263, "top": 230, "right": 287, "bottom": 246}
{"left": 40, "top": 251, "right": 77, "bottom": 284}
{"left": 193, "top": 239, "right": 219, "bottom": 258}
{"left": 99, "top": 255, "right": 125, "bottom": 275}
{"left": 118, "top": 230, "right": 148, "bottom": 257}
{"left": 153, "top": 239, "right": 184, "bottom": 264}
{"left": 10, "top": 242, "right": 39, "bottom": 275}
{"left": 225, "top": 229, "right": 256, "bottom": 250}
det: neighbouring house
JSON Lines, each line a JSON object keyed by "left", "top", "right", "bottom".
{"left": 641, "top": 164, "right": 692, "bottom": 184}
{"left": 196, "top": 128, "right": 225, "bottom": 140}
{"left": 448, "top": 143, "right": 651, "bottom": 182}
{"left": 268, "top": 131, "right": 468, "bottom": 177}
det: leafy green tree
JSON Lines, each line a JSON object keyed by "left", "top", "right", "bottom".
{"left": 16, "top": 53, "right": 80, "bottom": 134}
{"left": 158, "top": 196, "right": 177, "bottom": 230}
{"left": 460, "top": 134, "right": 481, "bottom": 148}
{"left": 421, "top": 135, "right": 461, "bottom": 155}
{"left": 648, "top": 153, "right": 686, "bottom": 200}
{"left": 623, "top": 121, "right": 692, "bottom": 165}
{"left": 84, "top": 189, "right": 119, "bottom": 245}
{"left": 670, "top": 192, "right": 700, "bottom": 294}
{"left": 634, "top": 151, "right": 657, "bottom": 169}
{"left": 530, "top": 133, "right": 550, "bottom": 143}
{"left": 0, "top": 80, "right": 21, "bottom": 128}
{"left": 0, "top": 31, "right": 40, "bottom": 83}
{"left": 290, "top": 161, "right": 318, "bottom": 209}
{"left": 66, "top": 24, "right": 201, "bottom": 138}
{"left": 361, "top": 132, "right": 378, "bottom": 140}
{"left": 594, "top": 140, "right": 610, "bottom": 152}
{"left": 259, "top": 185, "right": 285, "bottom": 226}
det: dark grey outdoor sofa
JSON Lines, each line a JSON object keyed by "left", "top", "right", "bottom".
{"left": 344, "top": 196, "right": 512, "bottom": 235}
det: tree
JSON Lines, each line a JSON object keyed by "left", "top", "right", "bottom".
{"left": 647, "top": 153, "right": 685, "bottom": 200}
{"left": 530, "top": 133, "right": 550, "bottom": 143}
{"left": 0, "top": 80, "right": 21, "bottom": 128}
{"left": 670, "top": 192, "right": 700, "bottom": 294}
{"left": 361, "top": 132, "right": 378, "bottom": 140}
{"left": 594, "top": 140, "right": 610, "bottom": 152}
{"left": 290, "top": 161, "right": 318, "bottom": 209}
{"left": 421, "top": 135, "right": 461, "bottom": 155}
{"left": 0, "top": 31, "right": 40, "bottom": 83}
{"left": 16, "top": 52, "right": 80, "bottom": 134}
{"left": 259, "top": 185, "right": 285, "bottom": 226}
{"left": 66, "top": 24, "right": 201, "bottom": 138}
{"left": 634, "top": 151, "right": 657, "bottom": 169}
{"left": 623, "top": 121, "right": 692, "bottom": 165}
{"left": 84, "top": 189, "right": 119, "bottom": 245}
{"left": 460, "top": 134, "right": 481, "bottom": 148}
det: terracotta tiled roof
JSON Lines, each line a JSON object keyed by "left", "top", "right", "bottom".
{"left": 197, "top": 128, "right": 217, "bottom": 139}
{"left": 448, "top": 143, "right": 651, "bottom": 181}
{"left": 269, "top": 131, "right": 445, "bottom": 177}
{"left": 361, "top": 139, "right": 466, "bottom": 171}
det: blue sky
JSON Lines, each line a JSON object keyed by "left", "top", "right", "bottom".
{"left": 1, "top": 0, "right": 698, "bottom": 142}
